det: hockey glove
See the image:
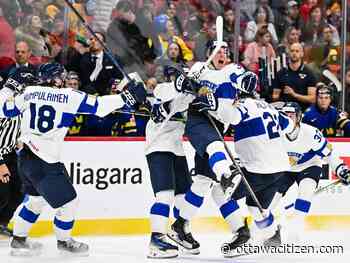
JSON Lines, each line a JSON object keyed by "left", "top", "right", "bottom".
{"left": 151, "top": 101, "right": 171, "bottom": 123}
{"left": 220, "top": 164, "right": 242, "bottom": 199}
{"left": 191, "top": 93, "right": 218, "bottom": 112}
{"left": 3, "top": 67, "right": 37, "bottom": 94}
{"left": 336, "top": 164, "right": 350, "bottom": 186}
{"left": 121, "top": 81, "right": 147, "bottom": 108}
{"left": 174, "top": 73, "right": 201, "bottom": 94}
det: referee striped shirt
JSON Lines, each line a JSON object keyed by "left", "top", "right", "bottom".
{"left": 0, "top": 116, "right": 20, "bottom": 165}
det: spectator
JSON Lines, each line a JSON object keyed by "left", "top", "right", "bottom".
{"left": 256, "top": 0, "right": 275, "bottom": 24}
{"left": 107, "top": 0, "right": 157, "bottom": 79}
{"left": 154, "top": 41, "right": 187, "bottom": 83}
{"left": 302, "top": 5, "right": 332, "bottom": 45}
{"left": 303, "top": 83, "right": 350, "bottom": 137}
{"left": 15, "top": 15, "right": 51, "bottom": 61}
{"left": 0, "top": 41, "right": 36, "bottom": 87}
{"left": 193, "top": 21, "right": 217, "bottom": 61}
{"left": 300, "top": 0, "right": 319, "bottom": 23}
{"left": 154, "top": 15, "right": 194, "bottom": 62}
{"left": 244, "top": 5, "right": 278, "bottom": 46}
{"left": 278, "top": 26, "right": 302, "bottom": 55}
{"left": 272, "top": 42, "right": 317, "bottom": 111}
{"left": 223, "top": 7, "right": 245, "bottom": 50}
{"left": 79, "top": 31, "right": 123, "bottom": 95}
{"left": 242, "top": 26, "right": 276, "bottom": 73}
{"left": 275, "top": 1, "right": 304, "bottom": 41}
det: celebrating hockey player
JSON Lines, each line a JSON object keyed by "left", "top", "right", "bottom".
{"left": 0, "top": 63, "right": 147, "bottom": 256}
{"left": 145, "top": 76, "right": 194, "bottom": 258}
{"left": 269, "top": 101, "right": 350, "bottom": 242}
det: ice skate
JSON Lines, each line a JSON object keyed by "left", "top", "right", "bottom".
{"left": 148, "top": 232, "right": 178, "bottom": 258}
{"left": 221, "top": 218, "right": 250, "bottom": 258}
{"left": 10, "top": 236, "right": 43, "bottom": 256}
{"left": 167, "top": 217, "right": 200, "bottom": 255}
{"left": 57, "top": 238, "right": 89, "bottom": 256}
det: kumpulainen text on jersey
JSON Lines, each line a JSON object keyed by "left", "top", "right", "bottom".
{"left": 68, "top": 162, "right": 143, "bottom": 190}
{"left": 24, "top": 91, "right": 69, "bottom": 104}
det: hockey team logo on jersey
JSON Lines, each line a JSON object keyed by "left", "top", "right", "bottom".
{"left": 299, "top": 74, "right": 307, "bottom": 79}
{"left": 288, "top": 152, "right": 303, "bottom": 166}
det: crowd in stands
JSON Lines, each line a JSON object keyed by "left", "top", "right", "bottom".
{"left": 0, "top": 0, "right": 349, "bottom": 137}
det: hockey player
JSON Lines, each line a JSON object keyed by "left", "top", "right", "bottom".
{"left": 302, "top": 83, "right": 350, "bottom": 137}
{"left": 145, "top": 79, "right": 195, "bottom": 258}
{"left": 0, "top": 63, "right": 147, "bottom": 256}
{"left": 270, "top": 101, "right": 350, "bottom": 242}
{"left": 165, "top": 41, "right": 242, "bottom": 254}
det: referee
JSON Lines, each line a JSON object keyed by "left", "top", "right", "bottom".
{"left": 0, "top": 114, "right": 23, "bottom": 238}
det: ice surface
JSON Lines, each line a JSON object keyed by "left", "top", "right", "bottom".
{"left": 0, "top": 231, "right": 349, "bottom": 263}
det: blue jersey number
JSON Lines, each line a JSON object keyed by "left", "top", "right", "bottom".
{"left": 263, "top": 112, "right": 280, "bottom": 139}
{"left": 30, "top": 103, "right": 56, "bottom": 133}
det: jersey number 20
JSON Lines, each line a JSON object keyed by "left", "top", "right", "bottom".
{"left": 30, "top": 103, "right": 56, "bottom": 133}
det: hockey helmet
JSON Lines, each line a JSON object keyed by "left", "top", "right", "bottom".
{"left": 37, "top": 63, "right": 67, "bottom": 88}
{"left": 282, "top": 101, "right": 302, "bottom": 124}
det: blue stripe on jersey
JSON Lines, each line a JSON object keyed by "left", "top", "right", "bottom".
{"left": 297, "top": 150, "right": 316, "bottom": 164}
{"left": 54, "top": 217, "right": 74, "bottom": 230}
{"left": 208, "top": 152, "right": 227, "bottom": 170}
{"left": 214, "top": 82, "right": 237, "bottom": 99}
{"left": 3, "top": 103, "right": 21, "bottom": 118}
{"left": 185, "top": 190, "right": 204, "bottom": 208}
{"left": 234, "top": 117, "right": 266, "bottom": 142}
{"left": 278, "top": 112, "right": 290, "bottom": 131}
{"left": 77, "top": 94, "right": 98, "bottom": 114}
{"left": 219, "top": 200, "right": 239, "bottom": 218}
{"left": 150, "top": 202, "right": 170, "bottom": 217}
{"left": 57, "top": 112, "right": 76, "bottom": 128}
{"left": 298, "top": 140, "right": 328, "bottom": 164}
{"left": 18, "top": 205, "right": 39, "bottom": 223}
{"left": 294, "top": 198, "right": 311, "bottom": 213}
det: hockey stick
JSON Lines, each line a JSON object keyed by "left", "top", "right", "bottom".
{"left": 205, "top": 113, "right": 267, "bottom": 217}
{"left": 63, "top": 0, "right": 131, "bottom": 82}
{"left": 322, "top": 70, "right": 342, "bottom": 92}
{"left": 114, "top": 109, "right": 185, "bottom": 122}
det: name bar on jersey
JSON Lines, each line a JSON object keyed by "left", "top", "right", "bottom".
{"left": 24, "top": 91, "right": 68, "bottom": 104}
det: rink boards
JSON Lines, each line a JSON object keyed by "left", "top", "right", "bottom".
{"left": 22, "top": 137, "right": 350, "bottom": 236}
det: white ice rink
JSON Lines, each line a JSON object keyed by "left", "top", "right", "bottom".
{"left": 1, "top": 231, "right": 349, "bottom": 263}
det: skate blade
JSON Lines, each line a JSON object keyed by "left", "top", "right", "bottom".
{"left": 10, "top": 247, "right": 42, "bottom": 257}
{"left": 147, "top": 246, "right": 178, "bottom": 259}
{"left": 58, "top": 249, "right": 89, "bottom": 257}
{"left": 167, "top": 233, "right": 200, "bottom": 255}
{"left": 179, "top": 246, "right": 200, "bottom": 255}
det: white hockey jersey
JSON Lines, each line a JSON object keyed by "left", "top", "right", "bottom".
{"left": 145, "top": 82, "right": 194, "bottom": 156}
{"left": 0, "top": 86, "right": 126, "bottom": 163}
{"left": 223, "top": 98, "right": 294, "bottom": 174}
{"left": 283, "top": 122, "right": 343, "bottom": 173}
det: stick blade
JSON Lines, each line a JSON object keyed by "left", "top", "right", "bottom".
{"left": 216, "top": 16, "right": 223, "bottom": 43}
